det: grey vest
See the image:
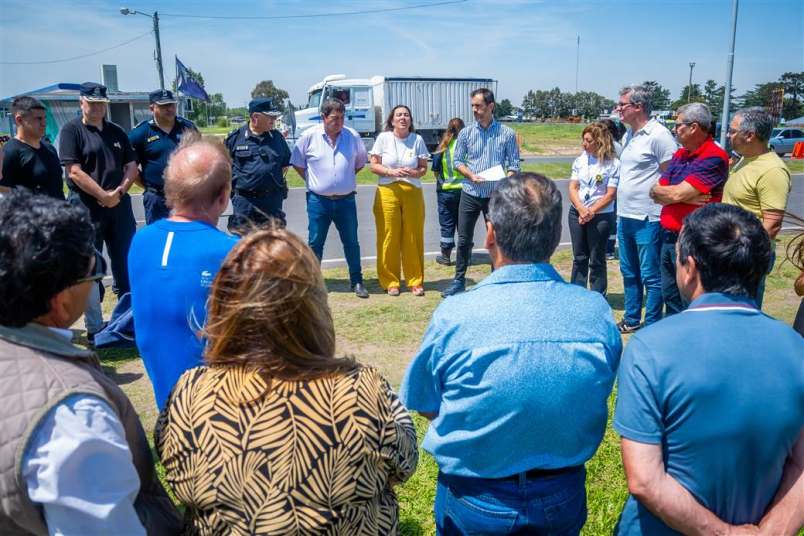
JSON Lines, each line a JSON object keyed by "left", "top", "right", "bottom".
{"left": 0, "top": 324, "right": 182, "bottom": 535}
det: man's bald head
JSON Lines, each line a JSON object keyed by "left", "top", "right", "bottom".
{"left": 164, "top": 136, "right": 232, "bottom": 214}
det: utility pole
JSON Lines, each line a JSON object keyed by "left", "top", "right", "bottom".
{"left": 720, "top": 0, "right": 739, "bottom": 147}
{"left": 120, "top": 8, "right": 165, "bottom": 90}
{"left": 688, "top": 62, "right": 696, "bottom": 103}
{"left": 575, "top": 35, "right": 580, "bottom": 93}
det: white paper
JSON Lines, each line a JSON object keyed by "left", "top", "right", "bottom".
{"left": 477, "top": 164, "right": 506, "bottom": 181}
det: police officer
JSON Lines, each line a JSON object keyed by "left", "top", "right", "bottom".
{"left": 225, "top": 98, "right": 291, "bottom": 234}
{"left": 129, "top": 89, "right": 197, "bottom": 224}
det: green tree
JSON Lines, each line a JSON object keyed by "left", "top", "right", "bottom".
{"left": 671, "top": 84, "right": 704, "bottom": 111}
{"left": 739, "top": 82, "right": 782, "bottom": 108}
{"left": 494, "top": 98, "right": 514, "bottom": 118}
{"left": 641, "top": 80, "right": 672, "bottom": 110}
{"left": 251, "top": 80, "right": 290, "bottom": 112}
{"left": 779, "top": 72, "right": 804, "bottom": 120}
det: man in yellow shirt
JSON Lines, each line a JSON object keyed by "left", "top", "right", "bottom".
{"left": 723, "top": 107, "right": 791, "bottom": 306}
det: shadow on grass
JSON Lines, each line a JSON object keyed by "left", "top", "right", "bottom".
{"left": 399, "top": 518, "right": 427, "bottom": 535}
{"left": 102, "top": 366, "right": 143, "bottom": 386}
{"left": 606, "top": 292, "right": 625, "bottom": 312}
{"left": 325, "top": 277, "right": 481, "bottom": 295}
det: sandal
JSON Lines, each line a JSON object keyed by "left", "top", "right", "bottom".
{"left": 411, "top": 286, "right": 425, "bottom": 297}
{"left": 387, "top": 287, "right": 400, "bottom": 296}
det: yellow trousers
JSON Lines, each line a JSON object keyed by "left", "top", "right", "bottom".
{"left": 373, "top": 182, "right": 425, "bottom": 289}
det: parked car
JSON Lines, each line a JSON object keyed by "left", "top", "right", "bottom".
{"left": 769, "top": 127, "right": 804, "bottom": 156}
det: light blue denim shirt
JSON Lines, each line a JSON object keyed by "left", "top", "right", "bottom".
{"left": 400, "top": 263, "right": 622, "bottom": 478}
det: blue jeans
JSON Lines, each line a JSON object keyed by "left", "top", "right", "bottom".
{"left": 306, "top": 192, "right": 363, "bottom": 286}
{"left": 435, "top": 468, "right": 587, "bottom": 535}
{"left": 618, "top": 217, "right": 663, "bottom": 326}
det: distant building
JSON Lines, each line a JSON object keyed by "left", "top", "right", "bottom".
{"left": 1, "top": 82, "right": 150, "bottom": 145}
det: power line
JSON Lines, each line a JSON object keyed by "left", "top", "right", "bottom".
{"left": 160, "top": 0, "right": 467, "bottom": 20}
{"left": 0, "top": 30, "right": 153, "bottom": 65}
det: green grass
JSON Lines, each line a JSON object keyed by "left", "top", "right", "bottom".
{"left": 511, "top": 122, "right": 587, "bottom": 154}
{"left": 198, "top": 125, "right": 233, "bottom": 136}
{"left": 787, "top": 159, "right": 804, "bottom": 174}
{"left": 91, "top": 236, "right": 802, "bottom": 535}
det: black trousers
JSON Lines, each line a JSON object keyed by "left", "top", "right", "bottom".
{"left": 70, "top": 192, "right": 136, "bottom": 296}
{"left": 228, "top": 191, "right": 286, "bottom": 235}
{"left": 454, "top": 191, "right": 490, "bottom": 282}
{"left": 142, "top": 189, "right": 170, "bottom": 224}
{"left": 568, "top": 207, "right": 613, "bottom": 294}
{"left": 437, "top": 188, "right": 461, "bottom": 249}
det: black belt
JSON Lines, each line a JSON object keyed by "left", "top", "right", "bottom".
{"left": 499, "top": 465, "right": 582, "bottom": 482}
{"left": 236, "top": 188, "right": 275, "bottom": 198}
{"left": 313, "top": 191, "right": 356, "bottom": 200}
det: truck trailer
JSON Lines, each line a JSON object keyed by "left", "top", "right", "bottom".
{"left": 292, "top": 74, "right": 497, "bottom": 149}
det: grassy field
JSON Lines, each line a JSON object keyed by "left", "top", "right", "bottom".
{"left": 87, "top": 235, "right": 802, "bottom": 535}
{"left": 510, "top": 123, "right": 587, "bottom": 155}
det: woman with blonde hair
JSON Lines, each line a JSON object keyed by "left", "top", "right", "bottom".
{"left": 568, "top": 122, "right": 620, "bottom": 294}
{"left": 431, "top": 118, "right": 466, "bottom": 266}
{"left": 156, "top": 228, "right": 418, "bottom": 534}
{"left": 369, "top": 105, "right": 430, "bottom": 296}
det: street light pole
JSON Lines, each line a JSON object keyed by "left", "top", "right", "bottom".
{"left": 720, "top": 0, "right": 739, "bottom": 148}
{"left": 688, "top": 62, "right": 696, "bottom": 103}
{"left": 120, "top": 7, "right": 165, "bottom": 90}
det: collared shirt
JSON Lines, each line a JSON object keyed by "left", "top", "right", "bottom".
{"left": 570, "top": 152, "right": 620, "bottom": 212}
{"left": 13, "top": 326, "right": 144, "bottom": 535}
{"left": 453, "top": 119, "right": 520, "bottom": 198}
{"left": 618, "top": 119, "right": 677, "bottom": 221}
{"left": 723, "top": 151, "right": 791, "bottom": 220}
{"left": 400, "top": 263, "right": 622, "bottom": 478}
{"left": 290, "top": 125, "right": 367, "bottom": 196}
{"left": 129, "top": 116, "right": 196, "bottom": 188}
{"left": 658, "top": 137, "right": 729, "bottom": 232}
{"left": 614, "top": 293, "right": 804, "bottom": 535}
{"left": 225, "top": 124, "right": 291, "bottom": 193}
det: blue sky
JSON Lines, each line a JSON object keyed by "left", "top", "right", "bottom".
{"left": 1, "top": 0, "right": 801, "bottom": 108}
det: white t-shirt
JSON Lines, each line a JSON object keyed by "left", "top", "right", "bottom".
{"left": 617, "top": 119, "right": 677, "bottom": 221}
{"left": 570, "top": 152, "right": 620, "bottom": 213}
{"left": 369, "top": 131, "right": 429, "bottom": 188}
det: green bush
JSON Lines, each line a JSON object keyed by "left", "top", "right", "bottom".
{"left": 215, "top": 116, "right": 229, "bottom": 128}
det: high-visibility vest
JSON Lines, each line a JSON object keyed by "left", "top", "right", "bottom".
{"left": 441, "top": 139, "right": 463, "bottom": 190}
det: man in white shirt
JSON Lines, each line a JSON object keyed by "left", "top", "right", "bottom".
{"left": 615, "top": 85, "right": 677, "bottom": 333}
{"left": 291, "top": 99, "right": 370, "bottom": 298}
{"left": 0, "top": 191, "right": 180, "bottom": 534}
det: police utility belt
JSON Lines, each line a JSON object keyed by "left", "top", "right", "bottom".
{"left": 145, "top": 184, "right": 165, "bottom": 196}
{"left": 235, "top": 187, "right": 277, "bottom": 199}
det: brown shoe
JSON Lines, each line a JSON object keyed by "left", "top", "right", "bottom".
{"left": 411, "top": 285, "right": 425, "bottom": 297}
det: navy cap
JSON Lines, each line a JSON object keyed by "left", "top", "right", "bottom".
{"left": 149, "top": 89, "right": 177, "bottom": 105}
{"left": 79, "top": 82, "right": 109, "bottom": 102}
{"left": 248, "top": 98, "right": 282, "bottom": 117}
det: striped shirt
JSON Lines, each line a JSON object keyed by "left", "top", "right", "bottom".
{"left": 454, "top": 119, "right": 520, "bottom": 198}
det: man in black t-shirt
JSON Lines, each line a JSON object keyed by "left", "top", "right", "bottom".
{"left": 0, "top": 97, "right": 63, "bottom": 199}
{"left": 59, "top": 82, "right": 138, "bottom": 299}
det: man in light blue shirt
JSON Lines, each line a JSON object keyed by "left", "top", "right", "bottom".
{"left": 442, "top": 88, "right": 520, "bottom": 297}
{"left": 614, "top": 203, "right": 804, "bottom": 535}
{"left": 401, "top": 173, "right": 621, "bottom": 534}
{"left": 129, "top": 138, "right": 238, "bottom": 409}
{"left": 291, "top": 98, "right": 370, "bottom": 298}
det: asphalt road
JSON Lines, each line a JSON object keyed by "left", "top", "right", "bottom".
{"left": 128, "top": 174, "right": 804, "bottom": 268}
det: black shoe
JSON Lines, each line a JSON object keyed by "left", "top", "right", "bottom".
{"left": 616, "top": 319, "right": 642, "bottom": 334}
{"left": 352, "top": 283, "right": 369, "bottom": 299}
{"left": 436, "top": 247, "right": 453, "bottom": 266}
{"left": 441, "top": 280, "right": 465, "bottom": 298}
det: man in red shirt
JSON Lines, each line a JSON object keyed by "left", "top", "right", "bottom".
{"left": 650, "top": 103, "right": 729, "bottom": 314}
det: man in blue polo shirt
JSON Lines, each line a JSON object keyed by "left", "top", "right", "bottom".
{"left": 401, "top": 174, "right": 621, "bottom": 534}
{"left": 614, "top": 203, "right": 804, "bottom": 535}
{"left": 128, "top": 138, "right": 237, "bottom": 409}
{"left": 129, "top": 89, "right": 197, "bottom": 224}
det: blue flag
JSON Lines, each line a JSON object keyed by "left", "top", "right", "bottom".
{"left": 175, "top": 56, "right": 209, "bottom": 102}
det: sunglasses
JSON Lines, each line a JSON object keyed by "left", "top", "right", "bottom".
{"left": 74, "top": 250, "right": 105, "bottom": 285}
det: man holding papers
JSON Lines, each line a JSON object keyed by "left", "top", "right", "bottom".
{"left": 442, "top": 88, "right": 521, "bottom": 297}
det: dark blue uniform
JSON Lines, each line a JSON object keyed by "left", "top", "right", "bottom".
{"left": 129, "top": 116, "right": 197, "bottom": 223}
{"left": 224, "top": 125, "right": 291, "bottom": 232}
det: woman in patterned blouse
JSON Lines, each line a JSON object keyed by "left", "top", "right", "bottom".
{"left": 156, "top": 227, "right": 419, "bottom": 535}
